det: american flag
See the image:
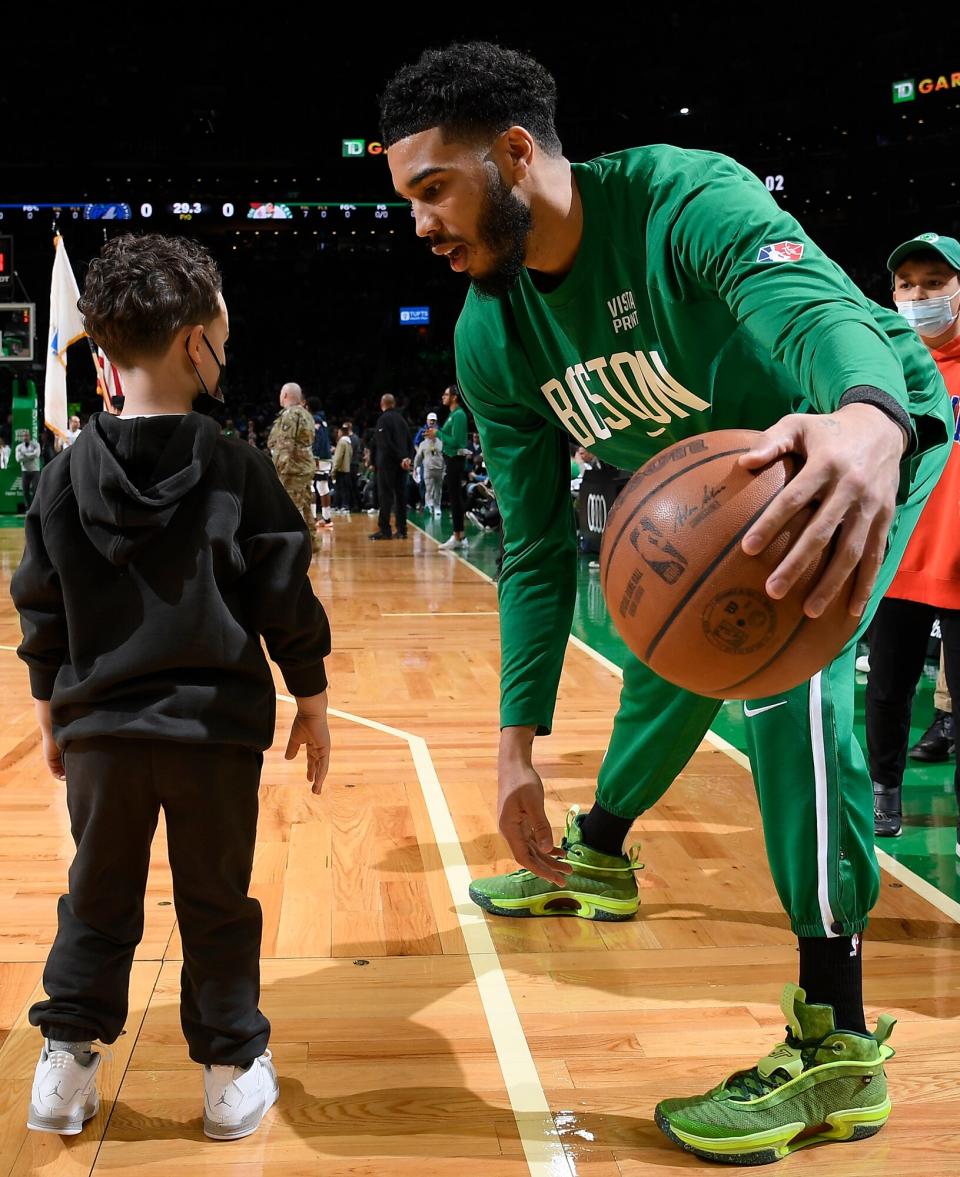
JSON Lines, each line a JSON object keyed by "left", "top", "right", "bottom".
{"left": 88, "top": 341, "right": 124, "bottom": 411}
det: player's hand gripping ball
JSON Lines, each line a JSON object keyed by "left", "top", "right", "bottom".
{"left": 599, "top": 429, "right": 859, "bottom": 699}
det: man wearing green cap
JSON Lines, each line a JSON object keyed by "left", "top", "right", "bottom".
{"left": 869, "top": 233, "right": 960, "bottom": 848}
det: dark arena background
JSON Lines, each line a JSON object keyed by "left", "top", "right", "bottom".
{"left": 1, "top": 13, "right": 958, "bottom": 436}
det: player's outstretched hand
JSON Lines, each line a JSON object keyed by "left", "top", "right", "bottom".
{"left": 498, "top": 727, "right": 571, "bottom": 886}
{"left": 737, "top": 403, "right": 907, "bottom": 620}
{"left": 287, "top": 690, "right": 331, "bottom": 795}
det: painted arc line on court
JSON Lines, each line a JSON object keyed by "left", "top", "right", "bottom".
{"left": 874, "top": 846, "right": 960, "bottom": 923}
{"left": 406, "top": 530, "right": 960, "bottom": 931}
{"left": 277, "top": 691, "right": 575, "bottom": 1177}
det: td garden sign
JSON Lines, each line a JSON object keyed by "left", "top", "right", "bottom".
{"left": 893, "top": 72, "right": 960, "bottom": 103}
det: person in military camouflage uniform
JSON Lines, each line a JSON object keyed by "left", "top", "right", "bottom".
{"left": 267, "top": 383, "right": 320, "bottom": 552}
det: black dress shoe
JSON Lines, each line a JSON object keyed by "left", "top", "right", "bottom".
{"left": 908, "top": 710, "right": 954, "bottom": 762}
{"left": 395, "top": 531, "right": 408, "bottom": 539}
{"left": 873, "top": 782, "right": 902, "bottom": 837}
{"left": 368, "top": 531, "right": 392, "bottom": 541}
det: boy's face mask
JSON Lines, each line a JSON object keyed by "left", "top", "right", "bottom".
{"left": 187, "top": 334, "right": 227, "bottom": 414}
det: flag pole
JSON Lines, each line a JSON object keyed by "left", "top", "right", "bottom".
{"left": 44, "top": 232, "right": 87, "bottom": 440}
{"left": 87, "top": 338, "right": 119, "bottom": 413}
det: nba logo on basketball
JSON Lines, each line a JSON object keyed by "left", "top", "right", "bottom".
{"left": 757, "top": 241, "right": 805, "bottom": 263}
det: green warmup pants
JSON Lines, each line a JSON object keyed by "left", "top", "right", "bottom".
{"left": 596, "top": 436, "right": 949, "bottom": 939}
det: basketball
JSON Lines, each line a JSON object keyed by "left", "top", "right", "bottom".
{"left": 599, "top": 429, "right": 860, "bottom": 699}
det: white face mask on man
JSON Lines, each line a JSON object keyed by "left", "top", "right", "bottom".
{"left": 896, "top": 290, "right": 960, "bottom": 338}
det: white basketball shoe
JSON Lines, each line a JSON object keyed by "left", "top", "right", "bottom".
{"left": 203, "top": 1050, "right": 279, "bottom": 1141}
{"left": 28, "top": 1041, "right": 101, "bottom": 1134}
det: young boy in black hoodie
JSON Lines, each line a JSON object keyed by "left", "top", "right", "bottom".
{"left": 11, "top": 234, "right": 332, "bottom": 1141}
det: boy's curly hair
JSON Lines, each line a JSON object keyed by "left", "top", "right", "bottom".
{"left": 79, "top": 233, "right": 222, "bottom": 366}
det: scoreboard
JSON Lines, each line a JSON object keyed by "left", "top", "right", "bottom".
{"left": 0, "top": 201, "right": 409, "bottom": 225}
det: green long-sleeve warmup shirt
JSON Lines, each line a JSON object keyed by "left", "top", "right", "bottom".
{"left": 439, "top": 404, "right": 468, "bottom": 456}
{"left": 454, "top": 145, "right": 950, "bottom": 735}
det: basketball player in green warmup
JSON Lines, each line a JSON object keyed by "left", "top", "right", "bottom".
{"left": 382, "top": 43, "right": 950, "bottom": 1164}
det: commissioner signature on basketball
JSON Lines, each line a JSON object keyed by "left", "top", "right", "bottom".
{"left": 674, "top": 483, "right": 726, "bottom": 532}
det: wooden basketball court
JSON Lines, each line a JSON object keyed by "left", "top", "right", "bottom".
{"left": 0, "top": 518, "right": 958, "bottom": 1176}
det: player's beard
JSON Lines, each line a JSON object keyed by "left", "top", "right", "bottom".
{"left": 470, "top": 168, "right": 533, "bottom": 300}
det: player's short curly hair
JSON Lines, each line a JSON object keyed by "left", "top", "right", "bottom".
{"left": 79, "top": 233, "right": 222, "bottom": 367}
{"left": 380, "top": 41, "right": 562, "bottom": 155}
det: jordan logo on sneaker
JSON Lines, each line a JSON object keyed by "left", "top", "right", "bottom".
{"left": 215, "top": 1093, "right": 232, "bottom": 1107}
{"left": 743, "top": 700, "right": 788, "bottom": 717}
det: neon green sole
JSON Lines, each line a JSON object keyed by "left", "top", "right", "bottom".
{"left": 469, "top": 885, "right": 638, "bottom": 921}
{"left": 655, "top": 1100, "right": 892, "bottom": 1165}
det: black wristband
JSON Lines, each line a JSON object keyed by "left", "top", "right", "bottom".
{"left": 838, "top": 385, "right": 915, "bottom": 455}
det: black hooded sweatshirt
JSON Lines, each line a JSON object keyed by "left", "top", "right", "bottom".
{"left": 11, "top": 412, "right": 330, "bottom": 751}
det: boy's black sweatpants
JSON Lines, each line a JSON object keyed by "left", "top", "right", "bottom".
{"left": 29, "top": 737, "right": 270, "bottom": 1066}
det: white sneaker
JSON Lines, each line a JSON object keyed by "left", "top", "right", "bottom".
{"left": 433, "top": 507, "right": 442, "bottom": 518}
{"left": 28, "top": 1041, "right": 101, "bottom": 1135}
{"left": 203, "top": 1050, "right": 279, "bottom": 1141}
{"left": 438, "top": 535, "right": 462, "bottom": 550}
{"left": 855, "top": 654, "right": 870, "bottom": 674}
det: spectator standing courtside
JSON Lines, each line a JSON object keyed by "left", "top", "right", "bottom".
{"left": 370, "top": 394, "right": 413, "bottom": 541}
{"left": 412, "top": 410, "right": 437, "bottom": 508}
{"left": 868, "top": 233, "right": 960, "bottom": 847}
{"left": 344, "top": 419, "right": 362, "bottom": 512}
{"left": 432, "top": 384, "right": 468, "bottom": 551}
{"left": 331, "top": 425, "right": 353, "bottom": 514}
{"left": 15, "top": 431, "right": 42, "bottom": 510}
{"left": 267, "top": 383, "right": 321, "bottom": 554}
{"left": 309, "top": 397, "right": 333, "bottom": 529}
{"left": 414, "top": 415, "right": 444, "bottom": 516}
{"left": 55, "top": 416, "right": 82, "bottom": 453}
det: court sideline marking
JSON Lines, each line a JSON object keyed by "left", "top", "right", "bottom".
{"left": 409, "top": 524, "right": 960, "bottom": 926}
{"left": 277, "top": 691, "right": 574, "bottom": 1177}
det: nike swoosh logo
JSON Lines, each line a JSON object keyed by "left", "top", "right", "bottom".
{"left": 743, "top": 700, "right": 788, "bottom": 717}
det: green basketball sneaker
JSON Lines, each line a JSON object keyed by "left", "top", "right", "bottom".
{"left": 655, "top": 983, "right": 896, "bottom": 1165}
{"left": 468, "top": 807, "right": 641, "bottom": 921}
